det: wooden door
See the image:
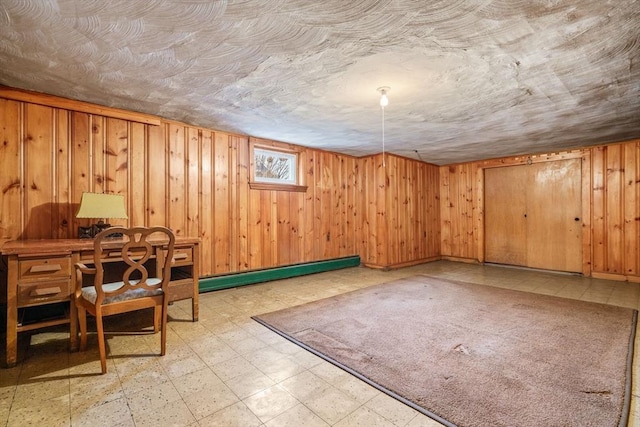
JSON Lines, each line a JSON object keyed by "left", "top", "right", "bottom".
{"left": 484, "top": 165, "right": 528, "bottom": 266}
{"left": 484, "top": 159, "right": 582, "bottom": 273}
{"left": 526, "top": 158, "right": 582, "bottom": 272}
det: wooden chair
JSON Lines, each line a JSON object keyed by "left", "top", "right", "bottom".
{"left": 74, "top": 226, "right": 175, "bottom": 374}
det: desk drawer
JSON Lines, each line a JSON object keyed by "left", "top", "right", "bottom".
{"left": 81, "top": 249, "right": 153, "bottom": 263}
{"left": 167, "top": 247, "right": 193, "bottom": 265}
{"left": 18, "top": 280, "right": 70, "bottom": 306}
{"left": 19, "top": 256, "right": 71, "bottom": 280}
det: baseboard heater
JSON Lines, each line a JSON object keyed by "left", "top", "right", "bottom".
{"left": 198, "top": 255, "right": 361, "bottom": 293}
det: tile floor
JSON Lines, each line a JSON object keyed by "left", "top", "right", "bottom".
{"left": 1, "top": 260, "right": 640, "bottom": 426}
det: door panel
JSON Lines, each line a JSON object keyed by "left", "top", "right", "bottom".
{"left": 526, "top": 158, "right": 582, "bottom": 272}
{"left": 484, "top": 165, "right": 528, "bottom": 266}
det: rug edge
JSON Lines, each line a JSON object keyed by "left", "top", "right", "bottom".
{"left": 251, "top": 315, "right": 458, "bottom": 427}
{"left": 620, "top": 309, "right": 638, "bottom": 427}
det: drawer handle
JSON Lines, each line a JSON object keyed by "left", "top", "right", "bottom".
{"left": 108, "top": 251, "right": 135, "bottom": 257}
{"left": 30, "top": 286, "right": 62, "bottom": 296}
{"left": 29, "top": 264, "right": 62, "bottom": 273}
{"left": 173, "top": 253, "right": 188, "bottom": 261}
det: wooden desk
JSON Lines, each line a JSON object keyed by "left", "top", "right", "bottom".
{"left": 1, "top": 237, "right": 200, "bottom": 368}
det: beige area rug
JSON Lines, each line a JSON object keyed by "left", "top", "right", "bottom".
{"left": 253, "top": 276, "right": 637, "bottom": 427}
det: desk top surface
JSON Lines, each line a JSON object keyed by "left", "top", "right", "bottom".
{"left": 1, "top": 236, "right": 199, "bottom": 256}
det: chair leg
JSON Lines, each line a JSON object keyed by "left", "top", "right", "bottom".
{"left": 160, "top": 300, "right": 168, "bottom": 356}
{"left": 69, "top": 298, "right": 78, "bottom": 351}
{"left": 95, "top": 313, "right": 108, "bottom": 374}
{"left": 78, "top": 305, "right": 88, "bottom": 351}
{"left": 153, "top": 305, "right": 161, "bottom": 333}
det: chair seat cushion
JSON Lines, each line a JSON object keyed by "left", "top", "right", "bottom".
{"left": 81, "top": 278, "right": 163, "bottom": 304}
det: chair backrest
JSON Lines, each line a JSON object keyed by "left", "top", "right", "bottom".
{"left": 91, "top": 226, "right": 175, "bottom": 305}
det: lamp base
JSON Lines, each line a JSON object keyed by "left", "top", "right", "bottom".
{"left": 78, "top": 221, "right": 120, "bottom": 239}
{"left": 95, "top": 221, "right": 111, "bottom": 234}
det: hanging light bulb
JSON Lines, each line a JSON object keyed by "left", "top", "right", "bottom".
{"left": 378, "top": 86, "right": 390, "bottom": 108}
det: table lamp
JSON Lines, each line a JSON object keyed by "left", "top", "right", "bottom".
{"left": 76, "top": 192, "right": 128, "bottom": 238}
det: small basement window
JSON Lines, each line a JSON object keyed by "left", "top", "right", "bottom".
{"left": 249, "top": 143, "right": 307, "bottom": 192}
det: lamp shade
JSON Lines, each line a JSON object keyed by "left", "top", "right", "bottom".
{"left": 76, "top": 192, "right": 128, "bottom": 219}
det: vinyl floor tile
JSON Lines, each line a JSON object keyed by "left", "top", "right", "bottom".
{"left": 2, "top": 261, "right": 640, "bottom": 427}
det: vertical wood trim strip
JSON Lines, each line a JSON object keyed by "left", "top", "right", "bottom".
{"left": 623, "top": 142, "right": 639, "bottom": 276}
{"left": 606, "top": 145, "right": 623, "bottom": 273}
{"left": 581, "top": 152, "right": 592, "bottom": 276}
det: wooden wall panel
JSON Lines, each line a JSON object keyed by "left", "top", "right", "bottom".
{"left": 146, "top": 124, "right": 167, "bottom": 226}
{"left": 24, "top": 103, "right": 54, "bottom": 239}
{"left": 375, "top": 155, "right": 387, "bottom": 265}
{"left": 0, "top": 99, "right": 21, "bottom": 244}
{"left": 404, "top": 159, "right": 416, "bottom": 261}
{"left": 233, "top": 135, "right": 250, "bottom": 271}
{"left": 212, "top": 132, "right": 230, "bottom": 273}
{"left": 317, "top": 151, "right": 334, "bottom": 260}
{"left": 167, "top": 123, "right": 186, "bottom": 236}
{"left": 276, "top": 190, "right": 291, "bottom": 266}
{"left": 186, "top": 127, "right": 201, "bottom": 240}
{"left": 245, "top": 183, "right": 261, "bottom": 270}
{"left": 629, "top": 142, "right": 640, "bottom": 277}
{"left": 92, "top": 116, "right": 106, "bottom": 194}
{"left": 129, "top": 122, "right": 147, "bottom": 228}
{"left": 303, "top": 151, "right": 316, "bottom": 262}
{"left": 199, "top": 131, "right": 213, "bottom": 273}
{"left": 440, "top": 163, "right": 477, "bottom": 260}
{"left": 105, "top": 118, "right": 129, "bottom": 227}
{"left": 53, "top": 110, "right": 71, "bottom": 239}
{"left": 592, "top": 146, "right": 606, "bottom": 272}
{"left": 259, "top": 191, "right": 273, "bottom": 265}
{"left": 332, "top": 154, "right": 345, "bottom": 258}
{"left": 70, "top": 112, "right": 91, "bottom": 233}
{"left": 590, "top": 141, "right": 640, "bottom": 279}
{"left": 348, "top": 156, "right": 360, "bottom": 256}
{"left": 604, "top": 144, "right": 624, "bottom": 274}
{"left": 359, "top": 155, "right": 377, "bottom": 265}
{"left": 624, "top": 143, "right": 640, "bottom": 276}
{"left": 359, "top": 153, "right": 440, "bottom": 268}
{"left": 387, "top": 155, "right": 399, "bottom": 265}
{"left": 423, "top": 160, "right": 442, "bottom": 259}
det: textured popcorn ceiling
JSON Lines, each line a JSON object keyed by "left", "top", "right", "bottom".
{"left": 0, "top": 0, "right": 638, "bottom": 165}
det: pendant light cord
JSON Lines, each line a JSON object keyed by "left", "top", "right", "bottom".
{"left": 377, "top": 86, "right": 389, "bottom": 168}
{"left": 381, "top": 105, "right": 386, "bottom": 167}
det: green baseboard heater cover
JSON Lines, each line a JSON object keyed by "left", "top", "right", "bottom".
{"left": 198, "top": 255, "right": 361, "bottom": 293}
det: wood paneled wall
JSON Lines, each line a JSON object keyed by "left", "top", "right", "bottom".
{"left": 358, "top": 154, "right": 441, "bottom": 268}
{"left": 242, "top": 137, "right": 361, "bottom": 271}
{"left": 440, "top": 141, "right": 640, "bottom": 282}
{"left": 591, "top": 142, "right": 640, "bottom": 279}
{"left": 6, "top": 87, "right": 635, "bottom": 280}
{"left": 440, "top": 163, "right": 479, "bottom": 261}
{"left": 0, "top": 88, "right": 440, "bottom": 276}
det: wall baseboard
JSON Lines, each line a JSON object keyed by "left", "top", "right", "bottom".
{"left": 591, "top": 271, "right": 640, "bottom": 283}
{"left": 362, "top": 256, "right": 441, "bottom": 270}
{"left": 198, "top": 256, "right": 361, "bottom": 293}
{"left": 440, "top": 256, "right": 480, "bottom": 264}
